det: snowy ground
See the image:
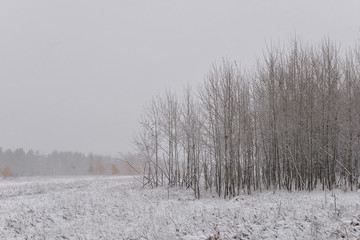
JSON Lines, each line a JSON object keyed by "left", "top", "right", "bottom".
{"left": 0, "top": 176, "right": 359, "bottom": 239}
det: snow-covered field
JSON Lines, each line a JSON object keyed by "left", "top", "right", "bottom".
{"left": 0, "top": 176, "right": 359, "bottom": 239}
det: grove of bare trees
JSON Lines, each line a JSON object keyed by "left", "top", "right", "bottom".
{"left": 134, "top": 37, "right": 360, "bottom": 198}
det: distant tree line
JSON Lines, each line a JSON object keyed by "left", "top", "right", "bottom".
{"left": 0, "top": 147, "right": 142, "bottom": 177}
{"left": 134, "top": 37, "right": 360, "bottom": 198}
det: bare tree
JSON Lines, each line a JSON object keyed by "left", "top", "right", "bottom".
{"left": 134, "top": 36, "right": 360, "bottom": 198}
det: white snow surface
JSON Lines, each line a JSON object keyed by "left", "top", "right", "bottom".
{"left": 0, "top": 176, "right": 359, "bottom": 239}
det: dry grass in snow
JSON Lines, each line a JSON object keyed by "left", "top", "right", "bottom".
{"left": 0, "top": 176, "right": 359, "bottom": 239}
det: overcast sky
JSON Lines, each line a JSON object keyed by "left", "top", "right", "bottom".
{"left": 1, "top": 0, "right": 359, "bottom": 156}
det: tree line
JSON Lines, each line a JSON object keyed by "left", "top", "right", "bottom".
{"left": 134, "top": 37, "right": 360, "bottom": 198}
{"left": 0, "top": 148, "right": 142, "bottom": 177}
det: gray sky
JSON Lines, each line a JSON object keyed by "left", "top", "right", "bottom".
{"left": 1, "top": 0, "right": 359, "bottom": 156}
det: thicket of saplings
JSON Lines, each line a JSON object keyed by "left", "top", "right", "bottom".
{"left": 134, "top": 37, "right": 360, "bottom": 199}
